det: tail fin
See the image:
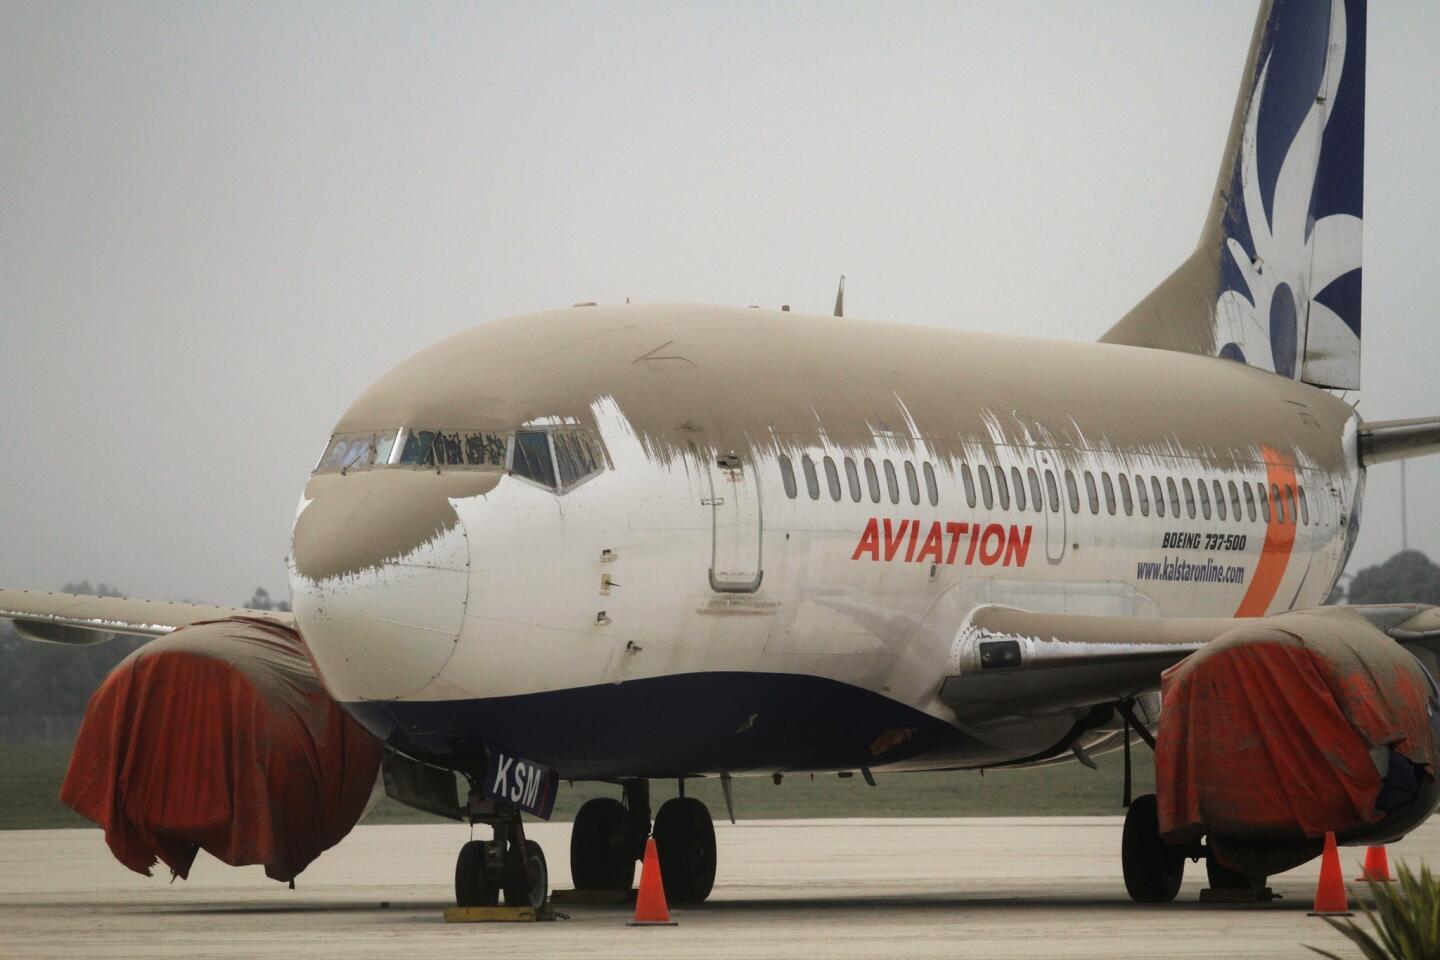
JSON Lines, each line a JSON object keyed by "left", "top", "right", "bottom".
{"left": 1101, "top": 0, "right": 1365, "bottom": 390}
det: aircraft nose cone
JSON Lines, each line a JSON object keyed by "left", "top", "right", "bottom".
{"left": 289, "top": 472, "right": 487, "bottom": 702}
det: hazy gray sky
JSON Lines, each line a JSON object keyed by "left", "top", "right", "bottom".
{"left": 2, "top": 1, "right": 1438, "bottom": 605}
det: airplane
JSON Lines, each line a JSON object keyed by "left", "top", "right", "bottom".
{"left": 6, "top": 0, "right": 1440, "bottom": 910}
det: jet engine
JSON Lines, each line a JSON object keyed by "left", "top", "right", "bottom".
{"left": 1156, "top": 608, "right": 1440, "bottom": 878}
{"left": 61, "top": 617, "right": 384, "bottom": 883}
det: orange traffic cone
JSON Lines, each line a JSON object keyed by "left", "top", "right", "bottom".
{"left": 628, "top": 838, "right": 677, "bottom": 927}
{"left": 1308, "top": 831, "right": 1354, "bottom": 917}
{"left": 1355, "top": 844, "right": 1396, "bottom": 882}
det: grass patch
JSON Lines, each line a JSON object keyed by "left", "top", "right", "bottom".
{"left": 4, "top": 742, "right": 1155, "bottom": 830}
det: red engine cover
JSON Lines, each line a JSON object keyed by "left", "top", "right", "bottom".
{"left": 60, "top": 617, "right": 383, "bottom": 882}
{"left": 1157, "top": 608, "right": 1439, "bottom": 846}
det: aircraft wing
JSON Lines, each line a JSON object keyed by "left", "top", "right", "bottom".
{"left": 0, "top": 587, "right": 295, "bottom": 645}
{"left": 939, "top": 603, "right": 1440, "bottom": 723}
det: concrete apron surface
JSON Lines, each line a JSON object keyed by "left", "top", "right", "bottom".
{"left": 2, "top": 817, "right": 1432, "bottom": 959}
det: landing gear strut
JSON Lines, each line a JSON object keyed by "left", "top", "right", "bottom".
{"left": 567, "top": 779, "right": 719, "bottom": 903}
{"left": 454, "top": 791, "right": 549, "bottom": 909}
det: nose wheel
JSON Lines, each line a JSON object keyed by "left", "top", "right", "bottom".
{"left": 454, "top": 806, "right": 549, "bottom": 910}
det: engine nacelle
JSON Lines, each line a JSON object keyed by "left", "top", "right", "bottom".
{"left": 62, "top": 617, "right": 383, "bottom": 882}
{"left": 1157, "top": 608, "right": 1440, "bottom": 877}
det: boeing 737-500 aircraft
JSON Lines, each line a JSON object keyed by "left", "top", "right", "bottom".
{"left": 7, "top": 0, "right": 1440, "bottom": 909}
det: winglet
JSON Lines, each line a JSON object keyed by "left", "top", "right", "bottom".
{"left": 833, "top": 275, "right": 845, "bottom": 318}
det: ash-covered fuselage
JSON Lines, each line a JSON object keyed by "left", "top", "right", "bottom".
{"left": 287, "top": 302, "right": 1362, "bottom": 780}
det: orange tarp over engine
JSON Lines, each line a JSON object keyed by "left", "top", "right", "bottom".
{"left": 1157, "top": 609, "right": 1439, "bottom": 848}
{"left": 61, "top": 618, "right": 383, "bottom": 882}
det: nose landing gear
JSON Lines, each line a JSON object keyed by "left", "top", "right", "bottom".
{"left": 454, "top": 798, "right": 549, "bottom": 910}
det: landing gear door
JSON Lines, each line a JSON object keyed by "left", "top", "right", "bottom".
{"left": 707, "top": 453, "right": 763, "bottom": 593}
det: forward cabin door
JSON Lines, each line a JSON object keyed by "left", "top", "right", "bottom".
{"left": 707, "top": 452, "right": 763, "bottom": 592}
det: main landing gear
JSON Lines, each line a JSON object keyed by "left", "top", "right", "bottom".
{"left": 1115, "top": 701, "right": 1270, "bottom": 904}
{"left": 568, "top": 780, "right": 718, "bottom": 903}
{"left": 454, "top": 800, "right": 549, "bottom": 909}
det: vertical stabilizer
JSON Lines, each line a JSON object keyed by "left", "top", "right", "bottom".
{"left": 1101, "top": 0, "right": 1365, "bottom": 390}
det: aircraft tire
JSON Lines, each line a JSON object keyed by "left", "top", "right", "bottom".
{"left": 503, "top": 839, "right": 549, "bottom": 910}
{"left": 1121, "top": 794, "right": 1184, "bottom": 903}
{"left": 570, "top": 797, "right": 636, "bottom": 891}
{"left": 653, "top": 796, "right": 716, "bottom": 904}
{"left": 455, "top": 839, "right": 499, "bottom": 907}
{"left": 1205, "top": 848, "right": 1262, "bottom": 891}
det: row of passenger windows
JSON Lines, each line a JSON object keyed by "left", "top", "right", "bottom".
{"left": 777, "top": 454, "right": 1313, "bottom": 527}
{"left": 779, "top": 454, "right": 941, "bottom": 507}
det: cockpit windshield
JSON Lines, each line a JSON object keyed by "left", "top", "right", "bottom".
{"left": 314, "top": 425, "right": 604, "bottom": 493}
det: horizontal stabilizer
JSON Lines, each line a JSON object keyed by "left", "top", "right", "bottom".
{"left": 1358, "top": 416, "right": 1440, "bottom": 465}
{"left": 0, "top": 588, "right": 294, "bottom": 644}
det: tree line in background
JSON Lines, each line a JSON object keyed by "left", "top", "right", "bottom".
{"left": 0, "top": 581, "right": 289, "bottom": 718}
{"left": 4, "top": 551, "right": 1440, "bottom": 720}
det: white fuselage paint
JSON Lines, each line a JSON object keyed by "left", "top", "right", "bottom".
{"left": 290, "top": 393, "right": 1359, "bottom": 773}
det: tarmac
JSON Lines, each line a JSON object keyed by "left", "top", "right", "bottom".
{"left": 2, "top": 817, "right": 1432, "bottom": 959}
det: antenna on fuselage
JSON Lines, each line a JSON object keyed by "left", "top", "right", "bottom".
{"left": 833, "top": 275, "right": 845, "bottom": 317}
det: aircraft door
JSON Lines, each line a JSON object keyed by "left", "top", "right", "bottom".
{"left": 707, "top": 452, "right": 763, "bottom": 592}
{"left": 1036, "top": 450, "right": 1066, "bottom": 565}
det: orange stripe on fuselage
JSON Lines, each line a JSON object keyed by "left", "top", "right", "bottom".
{"left": 1234, "top": 446, "right": 1297, "bottom": 617}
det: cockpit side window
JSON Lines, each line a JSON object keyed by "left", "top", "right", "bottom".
{"left": 464, "top": 432, "right": 507, "bottom": 466}
{"left": 435, "top": 431, "right": 466, "bottom": 466}
{"left": 399, "top": 430, "right": 438, "bottom": 466}
{"left": 511, "top": 431, "right": 557, "bottom": 488}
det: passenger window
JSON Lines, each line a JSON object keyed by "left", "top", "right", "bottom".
{"left": 994, "top": 465, "right": 1011, "bottom": 510}
{"left": 1102, "top": 472, "right": 1117, "bottom": 515}
{"left": 824, "top": 456, "right": 842, "bottom": 501}
{"left": 904, "top": 461, "right": 920, "bottom": 505}
{"left": 962, "top": 463, "right": 977, "bottom": 508}
{"left": 1272, "top": 483, "right": 1285, "bottom": 523}
{"left": 1212, "top": 479, "right": 1225, "bottom": 521}
{"left": 1084, "top": 471, "right": 1099, "bottom": 514}
{"left": 1298, "top": 485, "right": 1310, "bottom": 525}
{"left": 1181, "top": 478, "right": 1195, "bottom": 519}
{"left": 1166, "top": 477, "right": 1181, "bottom": 518}
{"left": 1119, "top": 473, "right": 1134, "bottom": 516}
{"left": 845, "top": 457, "right": 862, "bottom": 503}
{"left": 1285, "top": 486, "right": 1297, "bottom": 525}
{"left": 1011, "top": 467, "right": 1026, "bottom": 511}
{"left": 979, "top": 465, "right": 995, "bottom": 510}
{"left": 1243, "top": 482, "right": 1256, "bottom": 521}
{"left": 1227, "top": 481, "right": 1241, "bottom": 521}
{"left": 1027, "top": 468, "right": 1043, "bottom": 513}
{"left": 884, "top": 460, "right": 900, "bottom": 504}
{"left": 1258, "top": 482, "right": 1271, "bottom": 522}
{"left": 510, "top": 431, "right": 557, "bottom": 488}
{"left": 1064, "top": 470, "right": 1080, "bottom": 514}
{"left": 803, "top": 456, "right": 820, "bottom": 500}
{"left": 1150, "top": 476, "right": 1164, "bottom": 518}
{"left": 779, "top": 455, "right": 797, "bottom": 499}
{"left": 924, "top": 462, "right": 939, "bottom": 507}
{"left": 400, "top": 429, "right": 438, "bottom": 466}
{"left": 865, "top": 459, "right": 881, "bottom": 503}
{"left": 1044, "top": 469, "right": 1060, "bottom": 513}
